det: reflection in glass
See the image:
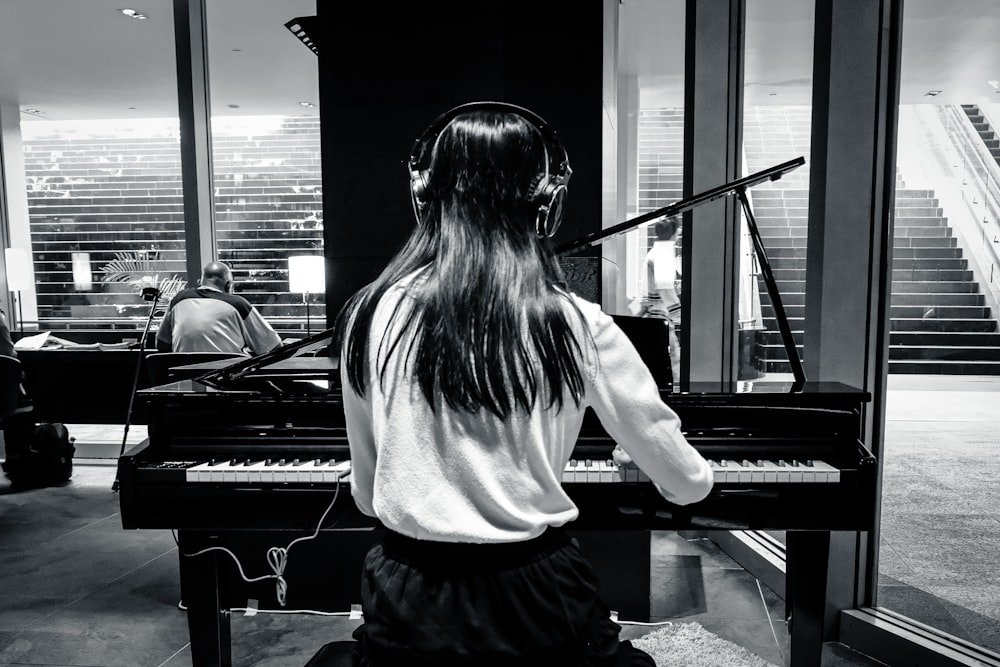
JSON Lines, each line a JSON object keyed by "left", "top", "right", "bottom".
{"left": 616, "top": 0, "right": 685, "bottom": 390}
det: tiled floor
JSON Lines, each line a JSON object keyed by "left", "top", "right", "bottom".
{"left": 0, "top": 462, "right": 883, "bottom": 666}
{"left": 3, "top": 374, "right": 997, "bottom": 666}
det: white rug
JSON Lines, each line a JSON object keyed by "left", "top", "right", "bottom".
{"left": 630, "top": 622, "right": 778, "bottom": 667}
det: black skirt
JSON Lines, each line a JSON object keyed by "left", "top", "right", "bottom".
{"left": 352, "top": 527, "right": 653, "bottom": 667}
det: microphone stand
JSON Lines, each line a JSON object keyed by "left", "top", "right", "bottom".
{"left": 111, "top": 287, "right": 162, "bottom": 492}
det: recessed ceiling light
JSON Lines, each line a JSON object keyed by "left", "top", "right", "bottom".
{"left": 227, "top": 104, "right": 240, "bottom": 109}
{"left": 232, "top": 48, "right": 242, "bottom": 52}
{"left": 299, "top": 101, "right": 316, "bottom": 108}
{"left": 924, "top": 90, "right": 942, "bottom": 97}
{"left": 21, "top": 108, "right": 44, "bottom": 116}
{"left": 119, "top": 8, "right": 148, "bottom": 20}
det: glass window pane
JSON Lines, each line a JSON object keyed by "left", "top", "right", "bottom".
{"left": 207, "top": 0, "right": 323, "bottom": 338}
{"left": 616, "top": 0, "right": 685, "bottom": 389}
{"left": 5, "top": 3, "right": 181, "bottom": 334}
{"left": 881, "top": 0, "right": 1000, "bottom": 653}
{"left": 741, "top": 1, "right": 814, "bottom": 383}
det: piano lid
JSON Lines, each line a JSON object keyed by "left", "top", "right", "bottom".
{"left": 558, "top": 157, "right": 808, "bottom": 390}
{"left": 193, "top": 327, "right": 336, "bottom": 393}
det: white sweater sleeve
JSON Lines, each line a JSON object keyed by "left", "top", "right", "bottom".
{"left": 582, "top": 304, "right": 714, "bottom": 506}
{"left": 340, "top": 360, "right": 377, "bottom": 517}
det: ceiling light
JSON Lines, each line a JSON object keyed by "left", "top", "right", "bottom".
{"left": 119, "top": 8, "right": 148, "bottom": 19}
{"left": 989, "top": 80, "right": 999, "bottom": 90}
{"left": 21, "top": 108, "right": 44, "bottom": 116}
{"left": 227, "top": 104, "right": 240, "bottom": 109}
{"left": 298, "top": 101, "right": 316, "bottom": 108}
{"left": 924, "top": 90, "right": 942, "bottom": 97}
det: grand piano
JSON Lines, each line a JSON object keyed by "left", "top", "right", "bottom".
{"left": 117, "top": 158, "right": 877, "bottom": 667}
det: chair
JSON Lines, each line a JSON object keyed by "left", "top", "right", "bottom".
{"left": 144, "top": 352, "right": 245, "bottom": 387}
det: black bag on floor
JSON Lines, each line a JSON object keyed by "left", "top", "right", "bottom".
{"left": 2, "top": 422, "right": 75, "bottom": 488}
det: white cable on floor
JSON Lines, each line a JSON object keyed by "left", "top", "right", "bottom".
{"left": 172, "top": 476, "right": 344, "bottom": 606}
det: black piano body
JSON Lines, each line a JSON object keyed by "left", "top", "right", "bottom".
{"left": 118, "top": 359, "right": 874, "bottom": 667}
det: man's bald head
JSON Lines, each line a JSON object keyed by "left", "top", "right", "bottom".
{"left": 201, "top": 261, "right": 233, "bottom": 292}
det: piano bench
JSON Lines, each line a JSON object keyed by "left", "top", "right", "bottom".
{"left": 304, "top": 640, "right": 356, "bottom": 667}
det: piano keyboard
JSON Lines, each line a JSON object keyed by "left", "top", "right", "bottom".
{"left": 148, "top": 457, "right": 840, "bottom": 485}
{"left": 565, "top": 458, "right": 841, "bottom": 484}
{"left": 165, "top": 458, "right": 352, "bottom": 484}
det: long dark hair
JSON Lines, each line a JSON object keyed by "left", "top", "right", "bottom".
{"left": 335, "top": 108, "right": 589, "bottom": 419}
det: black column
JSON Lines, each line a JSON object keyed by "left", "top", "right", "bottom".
{"left": 318, "top": 1, "right": 605, "bottom": 323}
{"left": 682, "top": 0, "right": 745, "bottom": 386}
{"left": 804, "top": 0, "right": 902, "bottom": 638}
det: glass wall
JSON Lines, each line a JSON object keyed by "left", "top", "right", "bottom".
{"left": 740, "top": 0, "right": 814, "bottom": 383}
{"left": 206, "top": 0, "right": 324, "bottom": 334}
{"left": 615, "top": 0, "right": 685, "bottom": 387}
{"left": 2, "top": 1, "right": 324, "bottom": 337}
{"left": 879, "top": 0, "right": 1000, "bottom": 653}
{"left": 22, "top": 119, "right": 185, "bottom": 325}
{"left": 4, "top": 2, "right": 181, "bottom": 336}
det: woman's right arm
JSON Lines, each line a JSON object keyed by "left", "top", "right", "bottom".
{"left": 579, "top": 301, "right": 713, "bottom": 506}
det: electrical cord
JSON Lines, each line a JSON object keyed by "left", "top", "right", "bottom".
{"left": 172, "top": 475, "right": 344, "bottom": 607}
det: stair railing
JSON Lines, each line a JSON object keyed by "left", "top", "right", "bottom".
{"left": 934, "top": 105, "right": 1000, "bottom": 324}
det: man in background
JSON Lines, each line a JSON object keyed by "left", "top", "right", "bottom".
{"left": 628, "top": 218, "right": 682, "bottom": 382}
{"left": 156, "top": 261, "right": 281, "bottom": 356}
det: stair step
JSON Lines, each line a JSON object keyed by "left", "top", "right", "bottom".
{"left": 892, "top": 247, "right": 963, "bottom": 259}
{"left": 891, "top": 318, "right": 998, "bottom": 332}
{"left": 890, "top": 295, "right": 984, "bottom": 308}
{"left": 892, "top": 257, "right": 968, "bottom": 269}
{"left": 890, "top": 345, "right": 1000, "bottom": 361}
{"left": 891, "top": 331, "right": 1000, "bottom": 346}
{"left": 889, "top": 305, "right": 990, "bottom": 318}
{"left": 891, "top": 282, "right": 980, "bottom": 294}
{"left": 888, "top": 360, "right": 1000, "bottom": 375}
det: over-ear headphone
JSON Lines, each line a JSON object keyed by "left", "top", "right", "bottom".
{"left": 408, "top": 101, "right": 573, "bottom": 238}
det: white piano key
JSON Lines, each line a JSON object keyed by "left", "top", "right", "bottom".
{"left": 186, "top": 461, "right": 209, "bottom": 483}
{"left": 245, "top": 460, "right": 267, "bottom": 483}
{"left": 813, "top": 459, "right": 840, "bottom": 483}
{"left": 330, "top": 460, "right": 352, "bottom": 480}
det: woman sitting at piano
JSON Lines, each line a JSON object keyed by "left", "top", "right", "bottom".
{"left": 335, "top": 101, "right": 714, "bottom": 666}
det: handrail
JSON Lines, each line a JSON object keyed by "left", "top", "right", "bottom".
{"left": 934, "top": 105, "right": 1000, "bottom": 322}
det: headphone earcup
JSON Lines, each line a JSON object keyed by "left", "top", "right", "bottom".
{"left": 533, "top": 178, "right": 567, "bottom": 238}
{"left": 409, "top": 169, "right": 431, "bottom": 223}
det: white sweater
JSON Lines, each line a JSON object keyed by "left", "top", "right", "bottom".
{"left": 341, "top": 281, "right": 714, "bottom": 543}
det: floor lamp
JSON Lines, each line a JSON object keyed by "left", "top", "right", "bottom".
{"left": 4, "top": 248, "right": 32, "bottom": 336}
{"left": 288, "top": 255, "right": 325, "bottom": 335}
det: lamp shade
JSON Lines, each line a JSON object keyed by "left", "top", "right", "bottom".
{"left": 288, "top": 255, "right": 325, "bottom": 293}
{"left": 4, "top": 247, "right": 32, "bottom": 291}
{"left": 72, "top": 252, "right": 94, "bottom": 291}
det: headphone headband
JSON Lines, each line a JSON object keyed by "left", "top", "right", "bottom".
{"left": 408, "top": 101, "right": 572, "bottom": 237}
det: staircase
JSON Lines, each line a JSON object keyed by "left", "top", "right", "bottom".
{"left": 960, "top": 104, "right": 1000, "bottom": 168}
{"left": 743, "top": 106, "right": 1000, "bottom": 374}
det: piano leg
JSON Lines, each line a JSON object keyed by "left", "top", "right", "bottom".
{"left": 178, "top": 531, "right": 232, "bottom": 667}
{"left": 785, "top": 530, "right": 829, "bottom": 667}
